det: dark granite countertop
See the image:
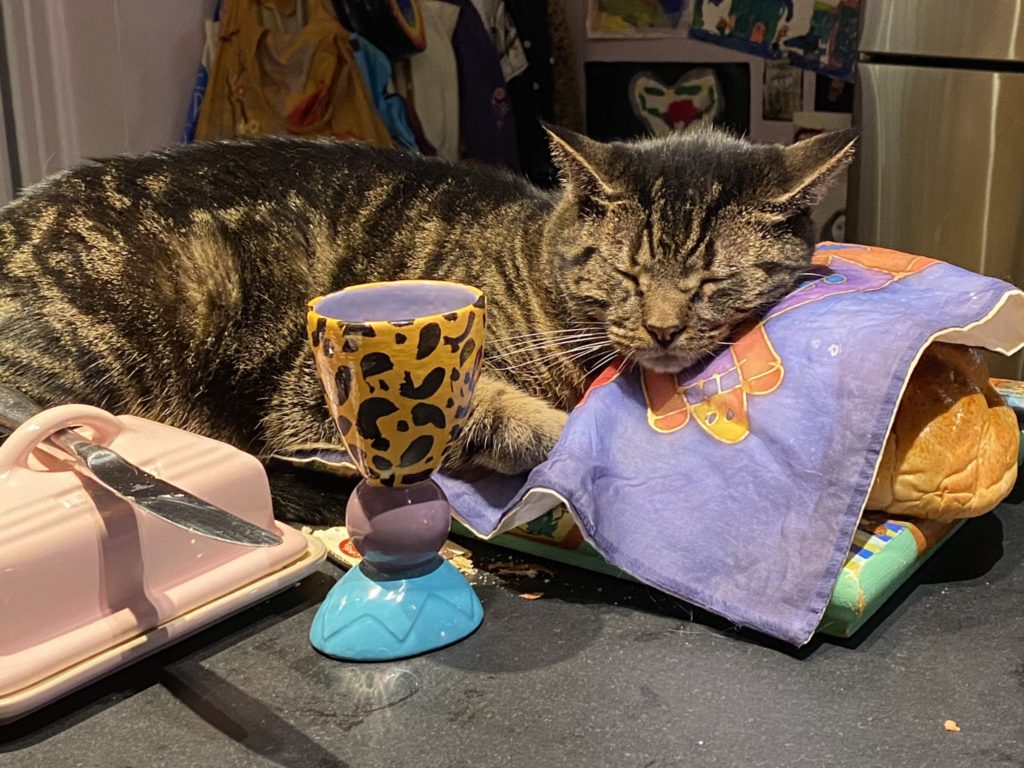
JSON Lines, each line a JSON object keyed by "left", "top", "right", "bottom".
{"left": 2, "top": 477, "right": 1023, "bottom": 768}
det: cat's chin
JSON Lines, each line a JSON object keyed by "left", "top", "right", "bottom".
{"left": 636, "top": 351, "right": 697, "bottom": 374}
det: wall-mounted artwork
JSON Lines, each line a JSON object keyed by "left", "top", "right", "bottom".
{"left": 762, "top": 59, "right": 802, "bottom": 121}
{"left": 814, "top": 74, "right": 853, "bottom": 112}
{"left": 587, "top": 0, "right": 692, "bottom": 38}
{"left": 585, "top": 61, "right": 751, "bottom": 141}
{"left": 689, "top": 0, "right": 859, "bottom": 82}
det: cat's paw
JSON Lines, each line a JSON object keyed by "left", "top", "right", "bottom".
{"left": 443, "top": 377, "right": 568, "bottom": 476}
{"left": 471, "top": 403, "right": 568, "bottom": 475}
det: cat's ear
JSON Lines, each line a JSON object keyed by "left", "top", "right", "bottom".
{"left": 772, "top": 128, "right": 858, "bottom": 210}
{"left": 543, "top": 124, "right": 615, "bottom": 213}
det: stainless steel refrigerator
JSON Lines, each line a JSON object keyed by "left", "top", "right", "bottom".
{"left": 849, "top": 0, "right": 1024, "bottom": 376}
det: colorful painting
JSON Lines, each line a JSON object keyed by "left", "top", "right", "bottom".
{"left": 690, "top": 0, "right": 859, "bottom": 82}
{"left": 629, "top": 68, "right": 723, "bottom": 135}
{"left": 586, "top": 61, "right": 750, "bottom": 141}
{"left": 588, "top": 0, "right": 692, "bottom": 37}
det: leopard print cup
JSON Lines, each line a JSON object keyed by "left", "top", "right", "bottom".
{"left": 308, "top": 281, "right": 486, "bottom": 487}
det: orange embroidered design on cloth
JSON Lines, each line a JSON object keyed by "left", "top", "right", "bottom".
{"left": 581, "top": 244, "right": 939, "bottom": 444}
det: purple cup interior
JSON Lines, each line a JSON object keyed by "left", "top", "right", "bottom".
{"left": 315, "top": 282, "right": 479, "bottom": 323}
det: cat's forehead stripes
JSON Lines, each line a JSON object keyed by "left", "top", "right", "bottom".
{"left": 636, "top": 179, "right": 728, "bottom": 274}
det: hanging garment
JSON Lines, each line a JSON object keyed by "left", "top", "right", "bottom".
{"left": 336, "top": 0, "right": 427, "bottom": 58}
{"left": 547, "top": 0, "right": 584, "bottom": 133}
{"left": 505, "top": 0, "right": 556, "bottom": 185}
{"left": 195, "top": 0, "right": 393, "bottom": 146}
{"left": 506, "top": 0, "right": 554, "bottom": 118}
{"left": 447, "top": 0, "right": 519, "bottom": 170}
{"left": 394, "top": 0, "right": 461, "bottom": 162}
{"left": 401, "top": 96, "right": 439, "bottom": 155}
{"left": 183, "top": 1, "right": 223, "bottom": 143}
{"left": 350, "top": 33, "right": 419, "bottom": 150}
{"left": 468, "top": 0, "right": 529, "bottom": 83}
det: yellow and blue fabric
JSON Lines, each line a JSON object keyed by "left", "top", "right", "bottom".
{"left": 350, "top": 33, "right": 419, "bottom": 151}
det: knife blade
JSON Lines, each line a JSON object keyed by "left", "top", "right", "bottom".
{"left": 0, "top": 385, "right": 282, "bottom": 547}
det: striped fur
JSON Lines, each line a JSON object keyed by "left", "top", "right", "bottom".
{"left": 0, "top": 127, "right": 854, "bottom": 522}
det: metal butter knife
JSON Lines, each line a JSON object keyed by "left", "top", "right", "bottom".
{"left": 0, "top": 385, "right": 282, "bottom": 547}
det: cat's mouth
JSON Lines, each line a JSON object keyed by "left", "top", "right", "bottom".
{"left": 608, "top": 330, "right": 721, "bottom": 374}
{"left": 635, "top": 349, "right": 701, "bottom": 374}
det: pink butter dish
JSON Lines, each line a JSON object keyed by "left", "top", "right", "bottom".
{"left": 0, "top": 403, "right": 326, "bottom": 724}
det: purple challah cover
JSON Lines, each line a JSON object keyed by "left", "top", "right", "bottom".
{"left": 438, "top": 243, "right": 1024, "bottom": 645}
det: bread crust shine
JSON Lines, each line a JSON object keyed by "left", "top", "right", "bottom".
{"left": 867, "top": 343, "right": 1019, "bottom": 519}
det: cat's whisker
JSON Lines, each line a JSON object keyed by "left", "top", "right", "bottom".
{"left": 585, "top": 360, "right": 614, "bottom": 379}
{"left": 583, "top": 351, "right": 620, "bottom": 379}
{"left": 487, "top": 342, "right": 613, "bottom": 372}
{"left": 490, "top": 325, "right": 607, "bottom": 339}
{"left": 488, "top": 324, "right": 606, "bottom": 344}
{"left": 486, "top": 334, "right": 608, "bottom": 360}
{"left": 487, "top": 345, "right": 605, "bottom": 364}
{"left": 488, "top": 328, "right": 607, "bottom": 347}
{"left": 488, "top": 333, "right": 608, "bottom": 355}
{"left": 585, "top": 350, "right": 614, "bottom": 368}
{"left": 497, "top": 320, "right": 607, "bottom": 332}
{"left": 501, "top": 343, "right": 613, "bottom": 369}
{"left": 564, "top": 346, "right": 614, "bottom": 364}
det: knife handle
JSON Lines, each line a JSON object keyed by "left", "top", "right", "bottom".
{"left": 0, "top": 384, "right": 44, "bottom": 433}
{"left": 0, "top": 385, "right": 110, "bottom": 465}
{"left": 0, "top": 401, "right": 125, "bottom": 471}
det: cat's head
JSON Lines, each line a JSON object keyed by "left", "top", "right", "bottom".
{"left": 542, "top": 125, "right": 857, "bottom": 374}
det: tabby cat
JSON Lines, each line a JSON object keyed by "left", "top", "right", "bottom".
{"left": 0, "top": 125, "right": 855, "bottom": 521}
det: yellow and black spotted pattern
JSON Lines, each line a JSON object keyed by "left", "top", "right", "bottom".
{"left": 307, "top": 283, "right": 486, "bottom": 487}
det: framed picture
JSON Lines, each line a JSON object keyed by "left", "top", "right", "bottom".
{"left": 762, "top": 60, "right": 802, "bottom": 121}
{"left": 814, "top": 75, "right": 854, "bottom": 113}
{"left": 587, "top": 0, "right": 692, "bottom": 38}
{"left": 585, "top": 61, "right": 751, "bottom": 141}
{"left": 689, "top": 0, "right": 859, "bottom": 82}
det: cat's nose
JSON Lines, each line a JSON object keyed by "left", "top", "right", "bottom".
{"left": 645, "top": 323, "right": 684, "bottom": 347}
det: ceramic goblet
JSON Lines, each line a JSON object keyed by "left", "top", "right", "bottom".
{"left": 307, "top": 280, "right": 486, "bottom": 660}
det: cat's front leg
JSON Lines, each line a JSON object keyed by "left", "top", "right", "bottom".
{"left": 445, "top": 373, "right": 568, "bottom": 476}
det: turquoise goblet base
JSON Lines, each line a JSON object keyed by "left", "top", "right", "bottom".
{"left": 309, "top": 556, "right": 483, "bottom": 661}
{"left": 309, "top": 479, "right": 483, "bottom": 661}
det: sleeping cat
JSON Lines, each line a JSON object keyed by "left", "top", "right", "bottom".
{"left": 0, "top": 125, "right": 855, "bottom": 520}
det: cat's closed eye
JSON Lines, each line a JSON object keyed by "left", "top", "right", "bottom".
{"left": 692, "top": 275, "right": 730, "bottom": 301}
{"left": 616, "top": 267, "right": 641, "bottom": 287}
{"left": 699, "top": 275, "right": 730, "bottom": 290}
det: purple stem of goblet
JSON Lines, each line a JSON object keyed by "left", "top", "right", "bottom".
{"left": 344, "top": 478, "right": 453, "bottom": 578}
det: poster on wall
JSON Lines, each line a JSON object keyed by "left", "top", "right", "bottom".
{"left": 762, "top": 60, "right": 802, "bottom": 120}
{"left": 587, "top": 0, "right": 693, "bottom": 38}
{"left": 585, "top": 61, "right": 751, "bottom": 141}
{"left": 689, "top": 0, "right": 859, "bottom": 82}
{"left": 814, "top": 74, "right": 854, "bottom": 112}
